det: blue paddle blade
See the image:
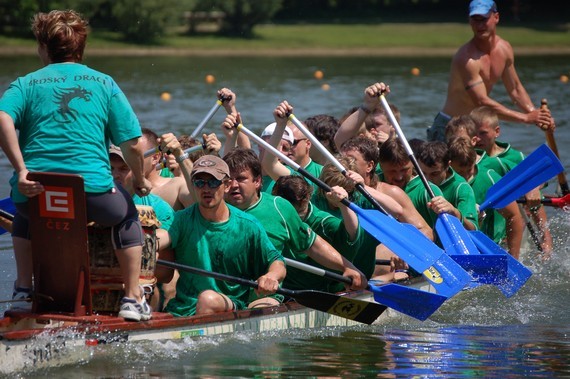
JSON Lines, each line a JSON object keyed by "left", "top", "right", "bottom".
{"left": 436, "top": 214, "right": 480, "bottom": 255}
{"left": 480, "top": 144, "right": 564, "bottom": 211}
{"left": 436, "top": 215, "right": 509, "bottom": 284}
{"left": 0, "top": 197, "right": 16, "bottom": 214}
{"left": 368, "top": 283, "right": 447, "bottom": 321}
{"left": 0, "top": 196, "right": 15, "bottom": 235}
{"left": 449, "top": 254, "right": 508, "bottom": 284}
{"left": 350, "top": 204, "right": 471, "bottom": 298}
{"left": 468, "top": 231, "right": 532, "bottom": 297}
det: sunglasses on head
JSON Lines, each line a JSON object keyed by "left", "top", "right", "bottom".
{"left": 192, "top": 178, "right": 223, "bottom": 189}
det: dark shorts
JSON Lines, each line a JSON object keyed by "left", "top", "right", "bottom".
{"left": 12, "top": 183, "right": 143, "bottom": 249}
{"left": 427, "top": 112, "right": 452, "bottom": 142}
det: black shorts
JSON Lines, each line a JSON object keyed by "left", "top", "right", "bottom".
{"left": 12, "top": 183, "right": 143, "bottom": 249}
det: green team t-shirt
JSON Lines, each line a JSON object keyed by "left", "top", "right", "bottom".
{"left": 469, "top": 167, "right": 506, "bottom": 243}
{"left": 133, "top": 192, "right": 175, "bottom": 230}
{"left": 246, "top": 193, "right": 317, "bottom": 291}
{"left": 0, "top": 63, "right": 141, "bottom": 203}
{"left": 165, "top": 203, "right": 283, "bottom": 317}
{"left": 404, "top": 176, "right": 443, "bottom": 228}
{"left": 438, "top": 168, "right": 479, "bottom": 230}
{"left": 309, "top": 193, "right": 381, "bottom": 281}
{"left": 261, "top": 174, "right": 276, "bottom": 194}
{"left": 492, "top": 141, "right": 525, "bottom": 171}
{"left": 476, "top": 149, "right": 509, "bottom": 177}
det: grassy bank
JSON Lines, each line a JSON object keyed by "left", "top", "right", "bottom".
{"left": 1, "top": 22, "right": 569, "bottom": 56}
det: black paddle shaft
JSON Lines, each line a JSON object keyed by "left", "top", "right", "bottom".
{"left": 157, "top": 259, "right": 387, "bottom": 324}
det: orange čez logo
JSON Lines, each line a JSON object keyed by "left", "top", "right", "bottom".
{"left": 39, "top": 186, "right": 75, "bottom": 219}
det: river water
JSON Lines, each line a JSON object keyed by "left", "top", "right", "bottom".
{"left": 0, "top": 54, "right": 569, "bottom": 378}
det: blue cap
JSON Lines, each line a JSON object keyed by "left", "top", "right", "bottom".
{"left": 469, "top": 0, "right": 497, "bottom": 16}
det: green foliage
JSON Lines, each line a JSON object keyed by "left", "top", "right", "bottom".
{"left": 0, "top": 0, "right": 37, "bottom": 36}
{"left": 110, "top": 0, "right": 185, "bottom": 43}
{"left": 194, "top": 0, "right": 283, "bottom": 37}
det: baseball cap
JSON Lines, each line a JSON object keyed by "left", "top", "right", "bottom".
{"left": 469, "top": 0, "right": 497, "bottom": 17}
{"left": 261, "top": 122, "right": 295, "bottom": 145}
{"left": 190, "top": 155, "right": 230, "bottom": 180}
{"left": 109, "top": 144, "right": 125, "bottom": 161}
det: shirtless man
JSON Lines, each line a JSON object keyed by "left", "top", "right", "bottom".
{"left": 427, "top": 0, "right": 553, "bottom": 142}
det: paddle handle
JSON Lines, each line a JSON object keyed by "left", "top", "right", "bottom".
{"left": 0, "top": 211, "right": 13, "bottom": 233}
{"left": 284, "top": 257, "right": 351, "bottom": 285}
{"left": 541, "top": 99, "right": 569, "bottom": 195}
{"left": 190, "top": 98, "right": 224, "bottom": 139}
{"left": 157, "top": 259, "right": 296, "bottom": 298}
{"left": 379, "top": 95, "right": 436, "bottom": 198}
{"left": 516, "top": 193, "right": 570, "bottom": 208}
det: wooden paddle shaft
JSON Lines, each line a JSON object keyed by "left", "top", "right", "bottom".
{"left": 541, "top": 99, "right": 569, "bottom": 195}
{"left": 0, "top": 215, "right": 12, "bottom": 233}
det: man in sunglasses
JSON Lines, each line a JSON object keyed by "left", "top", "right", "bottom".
{"left": 261, "top": 101, "right": 323, "bottom": 193}
{"left": 155, "top": 133, "right": 286, "bottom": 317}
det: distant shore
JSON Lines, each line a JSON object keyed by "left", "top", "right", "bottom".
{"left": 3, "top": 45, "right": 570, "bottom": 58}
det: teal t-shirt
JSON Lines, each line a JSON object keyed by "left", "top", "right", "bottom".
{"left": 133, "top": 193, "right": 175, "bottom": 230}
{"left": 438, "top": 168, "right": 479, "bottom": 230}
{"left": 165, "top": 203, "right": 283, "bottom": 317}
{"left": 0, "top": 63, "right": 141, "bottom": 202}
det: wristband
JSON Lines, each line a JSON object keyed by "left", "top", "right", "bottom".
{"left": 176, "top": 152, "right": 190, "bottom": 163}
{"left": 359, "top": 105, "right": 373, "bottom": 114}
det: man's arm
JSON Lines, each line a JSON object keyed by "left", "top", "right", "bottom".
{"left": 334, "top": 82, "right": 389, "bottom": 148}
{"left": 460, "top": 45, "right": 552, "bottom": 128}
{"left": 255, "top": 260, "right": 286, "bottom": 295}
{"left": 497, "top": 202, "right": 524, "bottom": 260}
{"left": 120, "top": 137, "right": 152, "bottom": 197}
{"left": 305, "top": 235, "right": 368, "bottom": 290}
{"left": 261, "top": 102, "right": 293, "bottom": 180}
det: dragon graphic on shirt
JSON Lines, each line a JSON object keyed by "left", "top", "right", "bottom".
{"left": 53, "top": 85, "right": 92, "bottom": 123}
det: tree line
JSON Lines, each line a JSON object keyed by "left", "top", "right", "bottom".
{"left": 1, "top": 0, "right": 566, "bottom": 44}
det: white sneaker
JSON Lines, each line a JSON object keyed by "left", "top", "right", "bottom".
{"left": 10, "top": 284, "right": 32, "bottom": 311}
{"left": 118, "top": 288, "right": 152, "bottom": 321}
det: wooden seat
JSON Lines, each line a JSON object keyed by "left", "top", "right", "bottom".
{"left": 28, "top": 172, "right": 92, "bottom": 316}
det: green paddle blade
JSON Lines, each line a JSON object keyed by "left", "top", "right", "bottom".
{"left": 480, "top": 144, "right": 564, "bottom": 211}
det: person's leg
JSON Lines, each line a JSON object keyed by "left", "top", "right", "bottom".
{"left": 12, "top": 203, "right": 33, "bottom": 291}
{"left": 195, "top": 290, "right": 235, "bottom": 315}
{"left": 13, "top": 237, "right": 33, "bottom": 289}
{"left": 87, "top": 185, "right": 149, "bottom": 320}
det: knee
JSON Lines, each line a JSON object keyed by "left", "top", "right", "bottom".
{"left": 195, "top": 290, "right": 231, "bottom": 315}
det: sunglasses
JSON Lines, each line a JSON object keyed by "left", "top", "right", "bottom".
{"left": 192, "top": 178, "right": 223, "bottom": 189}
{"left": 291, "top": 138, "right": 308, "bottom": 147}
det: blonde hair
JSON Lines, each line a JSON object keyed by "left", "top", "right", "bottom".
{"left": 317, "top": 155, "right": 358, "bottom": 199}
{"left": 470, "top": 106, "right": 499, "bottom": 129}
{"left": 447, "top": 136, "right": 477, "bottom": 167}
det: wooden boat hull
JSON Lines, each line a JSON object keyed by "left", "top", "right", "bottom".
{"left": 0, "top": 278, "right": 432, "bottom": 374}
